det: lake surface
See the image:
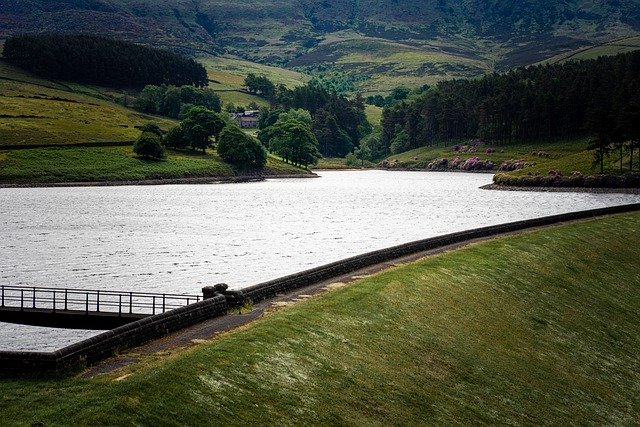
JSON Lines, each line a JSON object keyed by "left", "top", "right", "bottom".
{"left": 1, "top": 170, "right": 639, "bottom": 350}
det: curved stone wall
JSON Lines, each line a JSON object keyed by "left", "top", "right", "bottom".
{"left": 1, "top": 203, "right": 639, "bottom": 376}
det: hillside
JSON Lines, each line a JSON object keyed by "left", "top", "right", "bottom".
{"left": 0, "top": 57, "right": 311, "bottom": 183}
{"left": 0, "top": 60, "right": 177, "bottom": 146}
{"left": 1, "top": 1, "right": 639, "bottom": 93}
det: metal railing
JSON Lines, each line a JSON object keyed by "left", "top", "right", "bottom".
{"left": 0, "top": 285, "right": 201, "bottom": 316}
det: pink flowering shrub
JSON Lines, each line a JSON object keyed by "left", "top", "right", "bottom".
{"left": 460, "top": 156, "right": 495, "bottom": 171}
{"left": 427, "top": 158, "right": 449, "bottom": 170}
{"left": 499, "top": 159, "right": 526, "bottom": 171}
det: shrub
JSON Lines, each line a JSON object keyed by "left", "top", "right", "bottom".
{"left": 460, "top": 156, "right": 495, "bottom": 171}
{"left": 140, "top": 123, "right": 163, "bottom": 137}
{"left": 499, "top": 159, "right": 526, "bottom": 172}
{"left": 427, "top": 158, "right": 449, "bottom": 170}
{"left": 133, "top": 132, "right": 166, "bottom": 160}
{"left": 389, "top": 130, "right": 410, "bottom": 154}
{"left": 345, "top": 153, "right": 358, "bottom": 166}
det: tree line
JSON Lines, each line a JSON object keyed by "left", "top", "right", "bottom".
{"left": 2, "top": 34, "right": 208, "bottom": 88}
{"left": 381, "top": 51, "right": 640, "bottom": 154}
{"left": 248, "top": 77, "right": 370, "bottom": 158}
{"left": 134, "top": 85, "right": 221, "bottom": 118}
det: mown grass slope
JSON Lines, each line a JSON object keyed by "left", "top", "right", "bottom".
{"left": 1, "top": 212, "right": 639, "bottom": 424}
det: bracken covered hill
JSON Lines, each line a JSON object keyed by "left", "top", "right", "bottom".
{"left": 1, "top": 0, "right": 640, "bottom": 92}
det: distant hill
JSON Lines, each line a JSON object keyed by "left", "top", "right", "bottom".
{"left": 1, "top": 0, "right": 640, "bottom": 93}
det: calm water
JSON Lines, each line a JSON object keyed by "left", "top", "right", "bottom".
{"left": 1, "top": 170, "right": 639, "bottom": 350}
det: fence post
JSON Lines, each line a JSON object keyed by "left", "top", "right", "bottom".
{"left": 85, "top": 293, "right": 89, "bottom": 314}
{"left": 64, "top": 290, "right": 68, "bottom": 311}
{"left": 1, "top": 285, "right": 3, "bottom": 307}
{"left": 32, "top": 287, "right": 36, "bottom": 308}
{"left": 129, "top": 292, "right": 133, "bottom": 314}
{"left": 52, "top": 291, "right": 56, "bottom": 313}
{"left": 152, "top": 296, "right": 156, "bottom": 315}
{"left": 119, "top": 295, "right": 122, "bottom": 317}
{"left": 21, "top": 290, "right": 24, "bottom": 311}
{"left": 96, "top": 290, "right": 100, "bottom": 312}
{"left": 162, "top": 294, "right": 166, "bottom": 312}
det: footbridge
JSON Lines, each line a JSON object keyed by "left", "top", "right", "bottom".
{"left": 0, "top": 285, "right": 202, "bottom": 330}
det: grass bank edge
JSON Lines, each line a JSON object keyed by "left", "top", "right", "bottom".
{"left": 0, "top": 146, "right": 311, "bottom": 185}
{"left": 1, "top": 211, "right": 639, "bottom": 425}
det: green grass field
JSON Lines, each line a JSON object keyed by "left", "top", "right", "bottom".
{"left": 0, "top": 61, "right": 177, "bottom": 146}
{"left": 0, "top": 212, "right": 638, "bottom": 424}
{"left": 364, "top": 104, "right": 383, "bottom": 126}
{"left": 0, "top": 147, "right": 308, "bottom": 184}
{"left": 199, "top": 55, "right": 309, "bottom": 109}
{"left": 0, "top": 59, "right": 314, "bottom": 182}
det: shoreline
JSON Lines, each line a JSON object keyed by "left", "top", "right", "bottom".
{"left": 0, "top": 173, "right": 317, "bottom": 189}
{"left": 480, "top": 183, "right": 640, "bottom": 194}
{"left": 2, "top": 170, "right": 638, "bottom": 193}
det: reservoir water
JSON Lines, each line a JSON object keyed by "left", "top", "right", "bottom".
{"left": 1, "top": 170, "right": 639, "bottom": 350}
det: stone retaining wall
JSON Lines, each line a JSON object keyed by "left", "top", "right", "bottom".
{"left": 237, "top": 203, "right": 640, "bottom": 304}
{"left": 1, "top": 203, "right": 639, "bottom": 376}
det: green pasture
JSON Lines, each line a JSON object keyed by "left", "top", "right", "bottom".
{"left": 200, "top": 55, "right": 309, "bottom": 109}
{"left": 0, "top": 62, "right": 176, "bottom": 146}
{"left": 0, "top": 146, "right": 307, "bottom": 184}
{"left": 201, "top": 55, "right": 309, "bottom": 89}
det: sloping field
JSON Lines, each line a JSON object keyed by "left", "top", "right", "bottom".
{"left": 290, "top": 35, "right": 490, "bottom": 94}
{"left": 0, "top": 62, "right": 176, "bottom": 146}
{"left": 1, "top": 212, "right": 638, "bottom": 424}
{"left": 198, "top": 55, "right": 310, "bottom": 109}
{"left": 537, "top": 35, "right": 640, "bottom": 65}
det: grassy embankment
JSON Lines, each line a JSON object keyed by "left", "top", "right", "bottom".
{"left": 1, "top": 212, "right": 639, "bottom": 424}
{"left": 317, "top": 139, "right": 602, "bottom": 172}
{"left": 386, "top": 138, "right": 638, "bottom": 176}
